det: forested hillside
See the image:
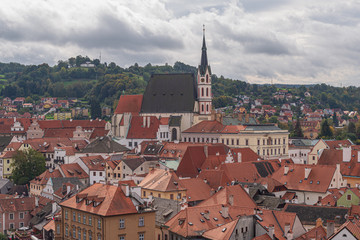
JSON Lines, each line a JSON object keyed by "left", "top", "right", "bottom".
{"left": 1, "top": 55, "right": 360, "bottom": 111}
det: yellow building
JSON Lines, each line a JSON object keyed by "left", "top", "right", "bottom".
{"left": 60, "top": 183, "right": 156, "bottom": 240}
{"left": 182, "top": 121, "right": 289, "bottom": 160}
{"left": 105, "top": 159, "right": 122, "bottom": 184}
{"left": 29, "top": 169, "right": 63, "bottom": 196}
{"left": 1, "top": 151, "right": 15, "bottom": 178}
{"left": 54, "top": 112, "right": 72, "bottom": 120}
{"left": 139, "top": 168, "right": 187, "bottom": 201}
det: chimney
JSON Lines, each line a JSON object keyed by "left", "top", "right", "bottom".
{"left": 221, "top": 205, "right": 229, "bottom": 218}
{"left": 304, "top": 167, "right": 311, "bottom": 179}
{"left": 237, "top": 152, "right": 242, "bottom": 163}
{"left": 284, "top": 165, "right": 289, "bottom": 175}
{"left": 120, "top": 184, "right": 130, "bottom": 197}
{"left": 268, "top": 224, "right": 274, "bottom": 240}
{"left": 244, "top": 185, "right": 250, "bottom": 194}
{"left": 284, "top": 223, "right": 290, "bottom": 237}
{"left": 143, "top": 116, "right": 146, "bottom": 128}
{"left": 204, "top": 145, "right": 208, "bottom": 158}
{"left": 67, "top": 185, "right": 71, "bottom": 194}
{"left": 210, "top": 188, "right": 215, "bottom": 196}
{"left": 203, "top": 210, "right": 210, "bottom": 220}
{"left": 358, "top": 151, "right": 360, "bottom": 162}
{"left": 35, "top": 196, "right": 39, "bottom": 207}
{"left": 343, "top": 146, "right": 351, "bottom": 162}
{"left": 287, "top": 230, "right": 294, "bottom": 240}
{"left": 52, "top": 202, "right": 57, "bottom": 214}
{"left": 327, "top": 220, "right": 335, "bottom": 238}
{"left": 316, "top": 218, "right": 323, "bottom": 227}
{"left": 228, "top": 194, "right": 234, "bottom": 206}
{"left": 147, "top": 116, "right": 150, "bottom": 128}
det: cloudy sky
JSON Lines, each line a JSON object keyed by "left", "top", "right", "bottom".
{"left": 1, "top": 0, "right": 360, "bottom": 86}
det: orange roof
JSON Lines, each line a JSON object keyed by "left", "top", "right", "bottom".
{"left": 24, "top": 138, "right": 74, "bottom": 153}
{"left": 202, "top": 218, "right": 239, "bottom": 240}
{"left": 60, "top": 183, "right": 138, "bottom": 216}
{"left": 126, "top": 116, "right": 159, "bottom": 139}
{"left": 30, "top": 169, "right": 62, "bottom": 185}
{"left": 182, "top": 120, "right": 224, "bottom": 133}
{"left": 114, "top": 95, "right": 143, "bottom": 115}
{"left": 198, "top": 169, "right": 231, "bottom": 189}
{"left": 296, "top": 224, "right": 326, "bottom": 240}
{"left": 79, "top": 155, "right": 106, "bottom": 171}
{"left": 329, "top": 219, "right": 360, "bottom": 239}
{"left": 159, "top": 117, "right": 169, "bottom": 125}
{"left": 253, "top": 234, "right": 272, "bottom": 240}
{"left": 139, "top": 169, "right": 185, "bottom": 192}
{"left": 221, "top": 125, "right": 246, "bottom": 133}
{"left": 229, "top": 148, "right": 260, "bottom": 162}
{"left": 43, "top": 219, "right": 55, "bottom": 231}
{"left": 271, "top": 164, "right": 336, "bottom": 193}
{"left": 350, "top": 205, "right": 360, "bottom": 217}
{"left": 178, "top": 178, "right": 211, "bottom": 202}
{"left": 325, "top": 139, "right": 353, "bottom": 149}
{"left": 44, "top": 128, "right": 73, "bottom": 138}
{"left": 106, "top": 160, "right": 121, "bottom": 170}
{"left": 6, "top": 142, "right": 22, "bottom": 151}
{"left": 0, "top": 197, "right": 35, "bottom": 213}
{"left": 198, "top": 185, "right": 257, "bottom": 209}
{"left": 60, "top": 163, "right": 89, "bottom": 179}
{"left": 165, "top": 204, "right": 254, "bottom": 238}
{"left": 118, "top": 180, "right": 137, "bottom": 187}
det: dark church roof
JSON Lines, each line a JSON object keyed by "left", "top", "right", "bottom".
{"left": 140, "top": 73, "right": 197, "bottom": 113}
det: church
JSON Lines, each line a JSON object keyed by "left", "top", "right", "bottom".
{"left": 111, "top": 29, "right": 213, "bottom": 143}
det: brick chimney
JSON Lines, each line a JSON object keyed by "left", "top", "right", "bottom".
{"left": 204, "top": 145, "right": 208, "bottom": 158}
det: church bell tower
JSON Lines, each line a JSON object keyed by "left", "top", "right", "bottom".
{"left": 197, "top": 25, "right": 212, "bottom": 115}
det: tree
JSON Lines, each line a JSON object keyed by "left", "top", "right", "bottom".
{"left": 293, "top": 119, "right": 304, "bottom": 138}
{"left": 333, "top": 112, "right": 338, "bottom": 127}
{"left": 11, "top": 149, "right": 46, "bottom": 185}
{"left": 320, "top": 119, "right": 333, "bottom": 139}
{"left": 90, "top": 99, "right": 102, "bottom": 119}
{"left": 348, "top": 121, "right": 356, "bottom": 134}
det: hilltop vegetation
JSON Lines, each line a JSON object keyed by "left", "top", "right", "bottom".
{"left": 1, "top": 56, "right": 360, "bottom": 111}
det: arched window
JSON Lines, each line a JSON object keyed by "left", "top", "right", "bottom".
{"left": 206, "top": 104, "right": 209, "bottom": 112}
{"left": 201, "top": 104, "right": 204, "bottom": 112}
{"left": 201, "top": 88, "right": 204, "bottom": 97}
{"left": 206, "top": 88, "right": 208, "bottom": 96}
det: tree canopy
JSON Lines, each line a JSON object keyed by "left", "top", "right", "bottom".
{"left": 11, "top": 149, "right": 46, "bottom": 185}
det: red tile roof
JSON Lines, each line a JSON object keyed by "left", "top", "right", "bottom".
{"left": 271, "top": 164, "right": 337, "bottom": 193}
{"left": 229, "top": 148, "right": 260, "bottom": 162}
{"left": 126, "top": 116, "right": 159, "bottom": 139}
{"left": 59, "top": 163, "right": 89, "bottom": 179}
{"left": 178, "top": 178, "right": 211, "bottom": 202}
{"left": 79, "top": 155, "right": 106, "bottom": 171}
{"left": 202, "top": 218, "right": 239, "bottom": 240}
{"left": 182, "top": 120, "right": 224, "bottom": 133}
{"left": 325, "top": 139, "right": 353, "bottom": 149}
{"left": 329, "top": 219, "right": 360, "bottom": 239}
{"left": 198, "top": 185, "right": 257, "bottom": 209}
{"left": 114, "top": 95, "right": 143, "bottom": 115}
{"left": 139, "top": 169, "right": 185, "bottom": 192}
{"left": 198, "top": 169, "right": 231, "bottom": 189}
{"left": 177, "top": 145, "right": 229, "bottom": 178}
{"left": 30, "top": 169, "right": 62, "bottom": 185}
{"left": 0, "top": 197, "right": 35, "bottom": 213}
{"left": 60, "top": 183, "right": 138, "bottom": 216}
{"left": 295, "top": 225, "right": 327, "bottom": 240}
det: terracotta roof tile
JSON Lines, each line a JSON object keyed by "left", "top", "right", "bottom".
{"left": 114, "top": 95, "right": 143, "bottom": 115}
{"left": 295, "top": 225, "right": 327, "bottom": 240}
{"left": 59, "top": 163, "right": 89, "bottom": 179}
{"left": 126, "top": 116, "right": 160, "bottom": 139}
{"left": 229, "top": 148, "right": 260, "bottom": 162}
{"left": 60, "top": 183, "right": 137, "bottom": 216}
{"left": 178, "top": 178, "right": 211, "bottom": 202}
{"left": 0, "top": 197, "right": 35, "bottom": 212}
{"left": 139, "top": 169, "right": 185, "bottom": 192}
{"left": 202, "top": 218, "right": 239, "bottom": 240}
{"left": 198, "top": 169, "right": 231, "bottom": 189}
{"left": 182, "top": 120, "right": 224, "bottom": 133}
{"left": 30, "top": 169, "right": 62, "bottom": 185}
{"left": 79, "top": 155, "right": 106, "bottom": 171}
{"left": 198, "top": 185, "right": 257, "bottom": 209}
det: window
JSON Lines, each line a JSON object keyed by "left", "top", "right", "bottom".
{"left": 9, "top": 223, "right": 14, "bottom": 229}
{"left": 83, "top": 215, "right": 86, "bottom": 224}
{"left": 56, "top": 224, "right": 60, "bottom": 234}
{"left": 65, "top": 225, "right": 68, "bottom": 236}
{"left": 257, "top": 139, "right": 260, "bottom": 145}
{"left": 89, "top": 231, "right": 92, "bottom": 240}
{"left": 78, "top": 228, "right": 81, "bottom": 240}
{"left": 139, "top": 217, "right": 144, "bottom": 227}
{"left": 73, "top": 212, "right": 76, "bottom": 221}
{"left": 93, "top": 172, "right": 96, "bottom": 176}
{"left": 89, "top": 216, "right": 92, "bottom": 225}
{"left": 99, "top": 172, "right": 102, "bottom": 177}
{"left": 19, "top": 212, "right": 24, "bottom": 219}
{"left": 98, "top": 218, "right": 101, "bottom": 229}
{"left": 78, "top": 213, "right": 81, "bottom": 222}
{"left": 347, "top": 194, "right": 352, "bottom": 201}
{"left": 73, "top": 227, "right": 76, "bottom": 238}
{"left": 245, "top": 139, "right": 249, "bottom": 146}
{"left": 129, "top": 142, "right": 132, "bottom": 147}
{"left": 170, "top": 194, "right": 174, "bottom": 200}
{"left": 139, "top": 233, "right": 144, "bottom": 240}
{"left": 178, "top": 193, "right": 182, "bottom": 199}
{"left": 19, "top": 222, "right": 24, "bottom": 228}
{"left": 120, "top": 236, "right": 125, "bottom": 240}
{"left": 97, "top": 234, "right": 101, "bottom": 240}
{"left": 83, "top": 229, "right": 87, "bottom": 240}
{"left": 9, "top": 213, "right": 14, "bottom": 220}
{"left": 120, "top": 218, "right": 125, "bottom": 229}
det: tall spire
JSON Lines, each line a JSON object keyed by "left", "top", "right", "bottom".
{"left": 200, "top": 24, "right": 209, "bottom": 75}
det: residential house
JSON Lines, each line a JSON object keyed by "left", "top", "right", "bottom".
{"left": 58, "top": 163, "right": 89, "bottom": 186}
{"left": 75, "top": 155, "right": 106, "bottom": 185}
{"left": 29, "top": 169, "right": 63, "bottom": 196}
{"left": 308, "top": 139, "right": 353, "bottom": 165}
{"left": 288, "top": 139, "right": 318, "bottom": 164}
{"left": 0, "top": 196, "right": 35, "bottom": 234}
{"left": 270, "top": 164, "right": 347, "bottom": 205}
{"left": 328, "top": 218, "right": 360, "bottom": 240}
{"left": 336, "top": 188, "right": 360, "bottom": 207}
{"left": 81, "top": 136, "right": 129, "bottom": 158}
{"left": 41, "top": 177, "right": 84, "bottom": 201}
{"left": 59, "top": 183, "right": 156, "bottom": 240}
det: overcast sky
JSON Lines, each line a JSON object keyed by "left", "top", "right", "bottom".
{"left": 1, "top": 0, "right": 360, "bottom": 86}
